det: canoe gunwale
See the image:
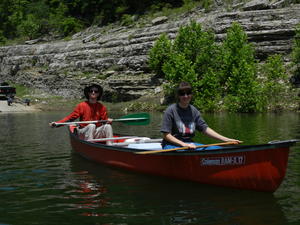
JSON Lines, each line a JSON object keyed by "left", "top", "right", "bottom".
{"left": 68, "top": 128, "right": 299, "bottom": 156}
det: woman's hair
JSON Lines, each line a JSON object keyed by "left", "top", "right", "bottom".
{"left": 83, "top": 84, "right": 103, "bottom": 100}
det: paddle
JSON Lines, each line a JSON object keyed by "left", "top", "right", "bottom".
{"left": 53, "top": 112, "right": 150, "bottom": 126}
{"left": 135, "top": 141, "right": 240, "bottom": 154}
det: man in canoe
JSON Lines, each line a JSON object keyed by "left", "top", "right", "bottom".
{"left": 161, "top": 81, "right": 241, "bottom": 150}
{"left": 49, "top": 84, "right": 113, "bottom": 145}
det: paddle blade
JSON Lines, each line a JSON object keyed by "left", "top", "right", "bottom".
{"left": 118, "top": 113, "right": 150, "bottom": 125}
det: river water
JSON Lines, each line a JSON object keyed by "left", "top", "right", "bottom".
{"left": 0, "top": 111, "right": 300, "bottom": 225}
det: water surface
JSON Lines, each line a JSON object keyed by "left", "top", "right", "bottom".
{"left": 0, "top": 111, "right": 299, "bottom": 225}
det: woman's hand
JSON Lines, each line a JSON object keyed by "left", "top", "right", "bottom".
{"left": 182, "top": 143, "right": 197, "bottom": 149}
{"left": 223, "top": 138, "right": 242, "bottom": 144}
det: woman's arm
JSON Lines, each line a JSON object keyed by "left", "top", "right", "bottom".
{"left": 163, "top": 133, "right": 198, "bottom": 149}
{"left": 203, "top": 127, "right": 241, "bottom": 143}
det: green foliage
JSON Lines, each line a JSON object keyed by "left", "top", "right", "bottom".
{"left": 0, "top": 0, "right": 298, "bottom": 42}
{"left": 0, "top": 31, "right": 7, "bottom": 45}
{"left": 260, "top": 54, "right": 289, "bottom": 111}
{"left": 193, "top": 68, "right": 222, "bottom": 111}
{"left": 174, "top": 21, "right": 214, "bottom": 63}
{"left": 291, "top": 24, "right": 300, "bottom": 81}
{"left": 221, "top": 22, "right": 260, "bottom": 112}
{"left": 59, "top": 17, "right": 83, "bottom": 36}
{"left": 121, "top": 14, "right": 134, "bottom": 26}
{"left": 148, "top": 21, "right": 286, "bottom": 112}
{"left": 163, "top": 53, "right": 197, "bottom": 82}
{"left": 0, "top": 0, "right": 185, "bottom": 41}
{"left": 149, "top": 21, "right": 224, "bottom": 112}
{"left": 12, "top": 83, "right": 32, "bottom": 98}
{"left": 167, "top": 21, "right": 222, "bottom": 112}
{"left": 48, "top": 3, "right": 83, "bottom": 36}
{"left": 149, "top": 33, "right": 172, "bottom": 76}
{"left": 17, "top": 14, "right": 41, "bottom": 39}
{"left": 223, "top": 60, "right": 261, "bottom": 112}
{"left": 292, "top": 25, "right": 300, "bottom": 63}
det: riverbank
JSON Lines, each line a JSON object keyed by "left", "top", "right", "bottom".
{"left": 1, "top": 92, "right": 299, "bottom": 113}
{"left": 0, "top": 98, "right": 41, "bottom": 112}
{"left": 35, "top": 92, "right": 165, "bottom": 112}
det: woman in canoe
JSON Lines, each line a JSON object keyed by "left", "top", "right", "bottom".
{"left": 49, "top": 84, "right": 113, "bottom": 145}
{"left": 161, "top": 81, "right": 241, "bottom": 150}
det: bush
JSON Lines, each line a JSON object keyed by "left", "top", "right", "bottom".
{"left": 221, "top": 22, "right": 260, "bottom": 112}
{"left": 0, "top": 31, "right": 7, "bottom": 44}
{"left": 17, "top": 14, "right": 41, "bottom": 39}
{"left": 152, "top": 21, "right": 222, "bottom": 111}
{"left": 148, "top": 21, "right": 271, "bottom": 112}
{"left": 162, "top": 52, "right": 197, "bottom": 95}
{"left": 149, "top": 33, "right": 172, "bottom": 76}
{"left": 59, "top": 17, "right": 83, "bottom": 36}
{"left": 290, "top": 24, "right": 300, "bottom": 85}
{"left": 260, "top": 54, "right": 289, "bottom": 111}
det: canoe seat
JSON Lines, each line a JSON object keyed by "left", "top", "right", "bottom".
{"left": 128, "top": 143, "right": 162, "bottom": 150}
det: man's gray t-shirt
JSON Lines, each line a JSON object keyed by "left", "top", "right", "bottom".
{"left": 161, "top": 103, "right": 208, "bottom": 146}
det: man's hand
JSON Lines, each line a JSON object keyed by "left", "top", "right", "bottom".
{"left": 49, "top": 122, "right": 57, "bottom": 128}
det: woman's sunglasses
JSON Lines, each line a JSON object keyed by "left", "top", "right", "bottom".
{"left": 178, "top": 91, "right": 192, "bottom": 96}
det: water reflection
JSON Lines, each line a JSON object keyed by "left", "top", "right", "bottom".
{"left": 113, "top": 112, "right": 300, "bottom": 144}
{"left": 194, "top": 112, "right": 300, "bottom": 145}
{"left": 70, "top": 154, "right": 288, "bottom": 225}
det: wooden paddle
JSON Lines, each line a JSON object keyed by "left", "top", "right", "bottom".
{"left": 90, "top": 136, "right": 138, "bottom": 142}
{"left": 135, "top": 141, "right": 240, "bottom": 154}
{"left": 53, "top": 113, "right": 150, "bottom": 126}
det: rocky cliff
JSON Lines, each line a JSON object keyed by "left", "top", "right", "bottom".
{"left": 0, "top": 1, "right": 299, "bottom": 101}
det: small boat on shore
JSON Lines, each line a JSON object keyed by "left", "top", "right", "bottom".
{"left": 68, "top": 126, "right": 298, "bottom": 192}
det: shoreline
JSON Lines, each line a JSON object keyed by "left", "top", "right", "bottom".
{"left": 0, "top": 100, "right": 40, "bottom": 113}
{"left": 1, "top": 95, "right": 299, "bottom": 113}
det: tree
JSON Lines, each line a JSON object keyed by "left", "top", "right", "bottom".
{"left": 221, "top": 22, "right": 260, "bottom": 112}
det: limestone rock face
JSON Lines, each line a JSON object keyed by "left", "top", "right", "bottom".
{"left": 0, "top": 3, "right": 299, "bottom": 101}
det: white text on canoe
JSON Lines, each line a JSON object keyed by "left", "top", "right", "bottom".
{"left": 201, "top": 156, "right": 245, "bottom": 166}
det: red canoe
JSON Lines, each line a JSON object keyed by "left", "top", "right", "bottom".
{"left": 68, "top": 127, "right": 298, "bottom": 192}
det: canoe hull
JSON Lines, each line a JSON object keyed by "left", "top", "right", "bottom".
{"left": 69, "top": 131, "right": 295, "bottom": 192}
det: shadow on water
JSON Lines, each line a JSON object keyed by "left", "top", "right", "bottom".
{"left": 66, "top": 154, "right": 288, "bottom": 225}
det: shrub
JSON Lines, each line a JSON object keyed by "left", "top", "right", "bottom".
{"left": 59, "top": 17, "right": 83, "bottom": 36}
{"left": 17, "top": 14, "right": 41, "bottom": 39}
{"left": 0, "top": 31, "right": 7, "bottom": 44}
{"left": 162, "top": 53, "right": 197, "bottom": 95}
{"left": 290, "top": 24, "right": 300, "bottom": 85}
{"left": 148, "top": 21, "right": 291, "bottom": 112}
{"left": 220, "top": 22, "right": 261, "bottom": 112}
{"left": 148, "top": 33, "right": 172, "bottom": 76}
{"left": 161, "top": 21, "right": 222, "bottom": 111}
{"left": 260, "top": 54, "right": 289, "bottom": 111}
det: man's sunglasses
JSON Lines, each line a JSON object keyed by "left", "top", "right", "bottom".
{"left": 89, "top": 89, "right": 99, "bottom": 93}
{"left": 178, "top": 91, "right": 192, "bottom": 96}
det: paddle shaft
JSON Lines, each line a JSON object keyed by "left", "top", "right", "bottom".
{"left": 136, "top": 141, "right": 240, "bottom": 154}
{"left": 90, "top": 136, "right": 138, "bottom": 142}
{"left": 54, "top": 117, "right": 147, "bottom": 126}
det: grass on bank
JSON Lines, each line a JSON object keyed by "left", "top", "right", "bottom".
{"left": 11, "top": 83, "right": 164, "bottom": 112}
{"left": 9, "top": 81, "right": 300, "bottom": 113}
